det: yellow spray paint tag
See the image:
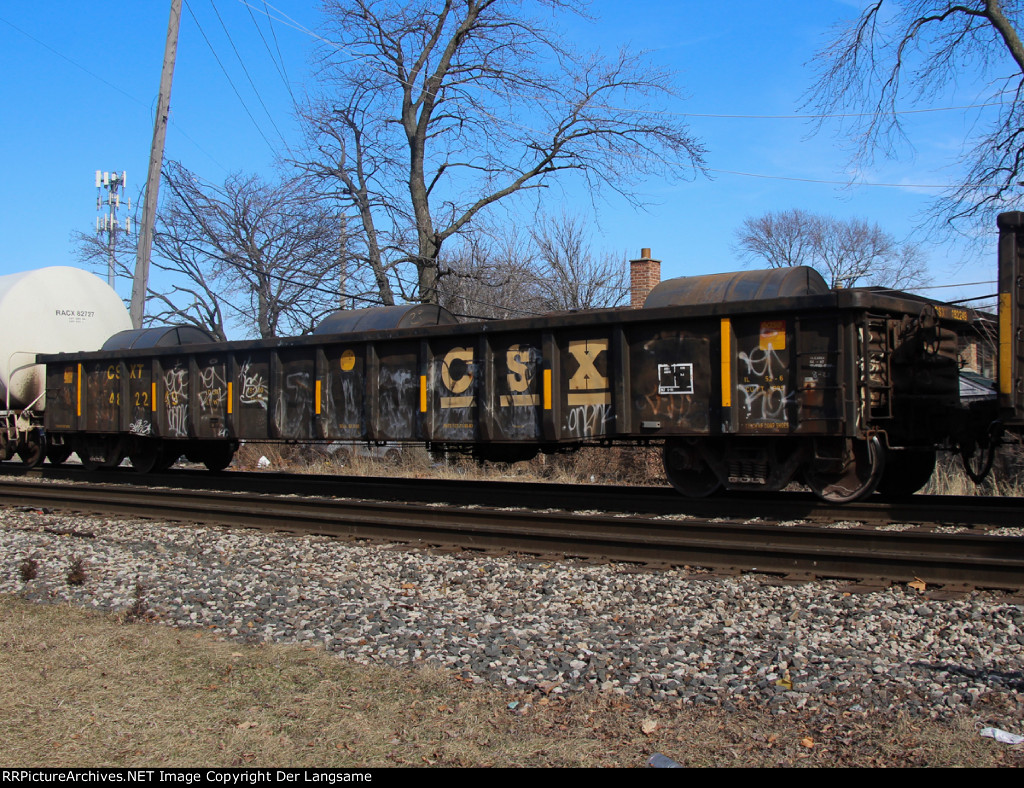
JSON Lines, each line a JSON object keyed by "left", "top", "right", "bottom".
{"left": 760, "top": 320, "right": 786, "bottom": 351}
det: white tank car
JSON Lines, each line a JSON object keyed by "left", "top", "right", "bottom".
{"left": 0, "top": 267, "right": 132, "bottom": 411}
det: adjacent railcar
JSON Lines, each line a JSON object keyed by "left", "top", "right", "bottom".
{"left": 0, "top": 267, "right": 132, "bottom": 464}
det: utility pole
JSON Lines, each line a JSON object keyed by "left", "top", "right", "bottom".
{"left": 95, "top": 170, "right": 131, "bottom": 288}
{"left": 131, "top": 0, "right": 182, "bottom": 329}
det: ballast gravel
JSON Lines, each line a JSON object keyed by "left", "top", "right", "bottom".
{"left": 2, "top": 506, "right": 1023, "bottom": 726}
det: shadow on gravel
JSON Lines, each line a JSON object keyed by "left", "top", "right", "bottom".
{"left": 909, "top": 662, "right": 1024, "bottom": 691}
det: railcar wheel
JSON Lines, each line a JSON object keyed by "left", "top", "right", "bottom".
{"left": 805, "top": 436, "right": 886, "bottom": 503}
{"left": 17, "top": 433, "right": 45, "bottom": 468}
{"left": 877, "top": 449, "right": 936, "bottom": 498}
{"left": 127, "top": 439, "right": 163, "bottom": 474}
{"left": 153, "top": 446, "right": 180, "bottom": 472}
{"left": 960, "top": 441, "right": 996, "bottom": 484}
{"left": 45, "top": 444, "right": 73, "bottom": 466}
{"left": 201, "top": 443, "right": 236, "bottom": 472}
{"left": 663, "top": 438, "right": 720, "bottom": 498}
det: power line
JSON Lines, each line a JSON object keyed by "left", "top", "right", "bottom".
{"left": 604, "top": 102, "right": 1009, "bottom": 121}
{"left": 0, "top": 13, "right": 228, "bottom": 173}
{"left": 233, "top": 2, "right": 1011, "bottom": 122}
{"left": 244, "top": 0, "right": 297, "bottom": 106}
{"left": 706, "top": 167, "right": 958, "bottom": 189}
{"left": 184, "top": 0, "right": 278, "bottom": 156}
{"left": 206, "top": 0, "right": 290, "bottom": 151}
{"left": 0, "top": 15, "right": 146, "bottom": 107}
{"left": 904, "top": 280, "right": 996, "bottom": 291}
{"left": 388, "top": 268, "right": 546, "bottom": 317}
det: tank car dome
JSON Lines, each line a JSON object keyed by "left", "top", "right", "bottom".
{"left": 313, "top": 304, "right": 459, "bottom": 335}
{"left": 644, "top": 266, "right": 830, "bottom": 308}
{"left": 0, "top": 267, "right": 132, "bottom": 410}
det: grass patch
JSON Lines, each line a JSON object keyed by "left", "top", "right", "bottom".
{"left": 923, "top": 449, "right": 1024, "bottom": 498}
{"left": 18, "top": 558, "right": 37, "bottom": 583}
{"left": 234, "top": 442, "right": 665, "bottom": 487}
{"left": 66, "top": 557, "right": 87, "bottom": 587}
{"left": 1, "top": 594, "right": 1020, "bottom": 768}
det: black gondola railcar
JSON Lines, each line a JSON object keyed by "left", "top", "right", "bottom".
{"left": 38, "top": 212, "right": 1024, "bottom": 503}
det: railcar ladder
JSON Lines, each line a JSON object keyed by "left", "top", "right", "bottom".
{"left": 863, "top": 314, "right": 894, "bottom": 422}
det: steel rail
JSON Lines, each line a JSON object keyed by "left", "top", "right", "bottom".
{"left": 0, "top": 479, "right": 1022, "bottom": 590}
{"left": 6, "top": 464, "right": 1024, "bottom": 527}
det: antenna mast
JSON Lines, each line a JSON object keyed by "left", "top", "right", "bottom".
{"left": 95, "top": 170, "right": 131, "bottom": 288}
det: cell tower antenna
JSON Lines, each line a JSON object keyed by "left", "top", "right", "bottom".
{"left": 94, "top": 170, "right": 131, "bottom": 288}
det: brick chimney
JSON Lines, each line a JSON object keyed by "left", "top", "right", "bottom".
{"left": 629, "top": 248, "right": 661, "bottom": 308}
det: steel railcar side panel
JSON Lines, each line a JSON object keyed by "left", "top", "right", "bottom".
{"left": 41, "top": 291, "right": 973, "bottom": 449}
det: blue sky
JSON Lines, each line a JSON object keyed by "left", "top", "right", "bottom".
{"left": 0, "top": 0, "right": 1009, "bottom": 314}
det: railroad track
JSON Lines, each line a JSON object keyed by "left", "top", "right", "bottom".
{"left": 3, "top": 463, "right": 1023, "bottom": 528}
{"left": 0, "top": 476, "right": 1021, "bottom": 592}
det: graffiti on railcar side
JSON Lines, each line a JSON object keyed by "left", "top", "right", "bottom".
{"left": 129, "top": 419, "right": 151, "bottom": 435}
{"left": 336, "top": 374, "right": 363, "bottom": 434}
{"left": 275, "top": 371, "right": 313, "bottom": 438}
{"left": 327, "top": 348, "right": 364, "bottom": 436}
{"left": 238, "top": 360, "right": 268, "bottom": 408}
{"left": 566, "top": 402, "right": 613, "bottom": 438}
{"left": 164, "top": 366, "right": 188, "bottom": 437}
{"left": 738, "top": 345, "right": 784, "bottom": 380}
{"left": 198, "top": 365, "right": 227, "bottom": 411}
{"left": 736, "top": 320, "right": 791, "bottom": 426}
{"left": 378, "top": 366, "right": 417, "bottom": 438}
{"left": 736, "top": 383, "right": 791, "bottom": 423}
{"left": 631, "top": 332, "right": 711, "bottom": 433}
{"left": 645, "top": 388, "right": 699, "bottom": 423}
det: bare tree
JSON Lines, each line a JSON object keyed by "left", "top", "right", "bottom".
{"left": 733, "top": 209, "right": 817, "bottom": 272}
{"left": 73, "top": 166, "right": 354, "bottom": 339}
{"left": 156, "top": 162, "right": 350, "bottom": 339}
{"left": 530, "top": 212, "right": 628, "bottom": 310}
{"left": 438, "top": 228, "right": 545, "bottom": 319}
{"left": 736, "top": 209, "right": 929, "bottom": 289}
{"left": 74, "top": 203, "right": 234, "bottom": 340}
{"left": 807, "top": 0, "right": 1024, "bottom": 229}
{"left": 302, "top": 0, "right": 705, "bottom": 305}
{"left": 301, "top": 81, "right": 403, "bottom": 306}
{"left": 437, "top": 213, "right": 627, "bottom": 318}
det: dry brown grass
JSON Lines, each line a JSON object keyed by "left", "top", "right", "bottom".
{"left": 234, "top": 441, "right": 666, "bottom": 488}
{"left": 236, "top": 440, "right": 1024, "bottom": 500}
{"left": 2, "top": 594, "right": 1020, "bottom": 768}
{"left": 923, "top": 448, "right": 1024, "bottom": 498}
